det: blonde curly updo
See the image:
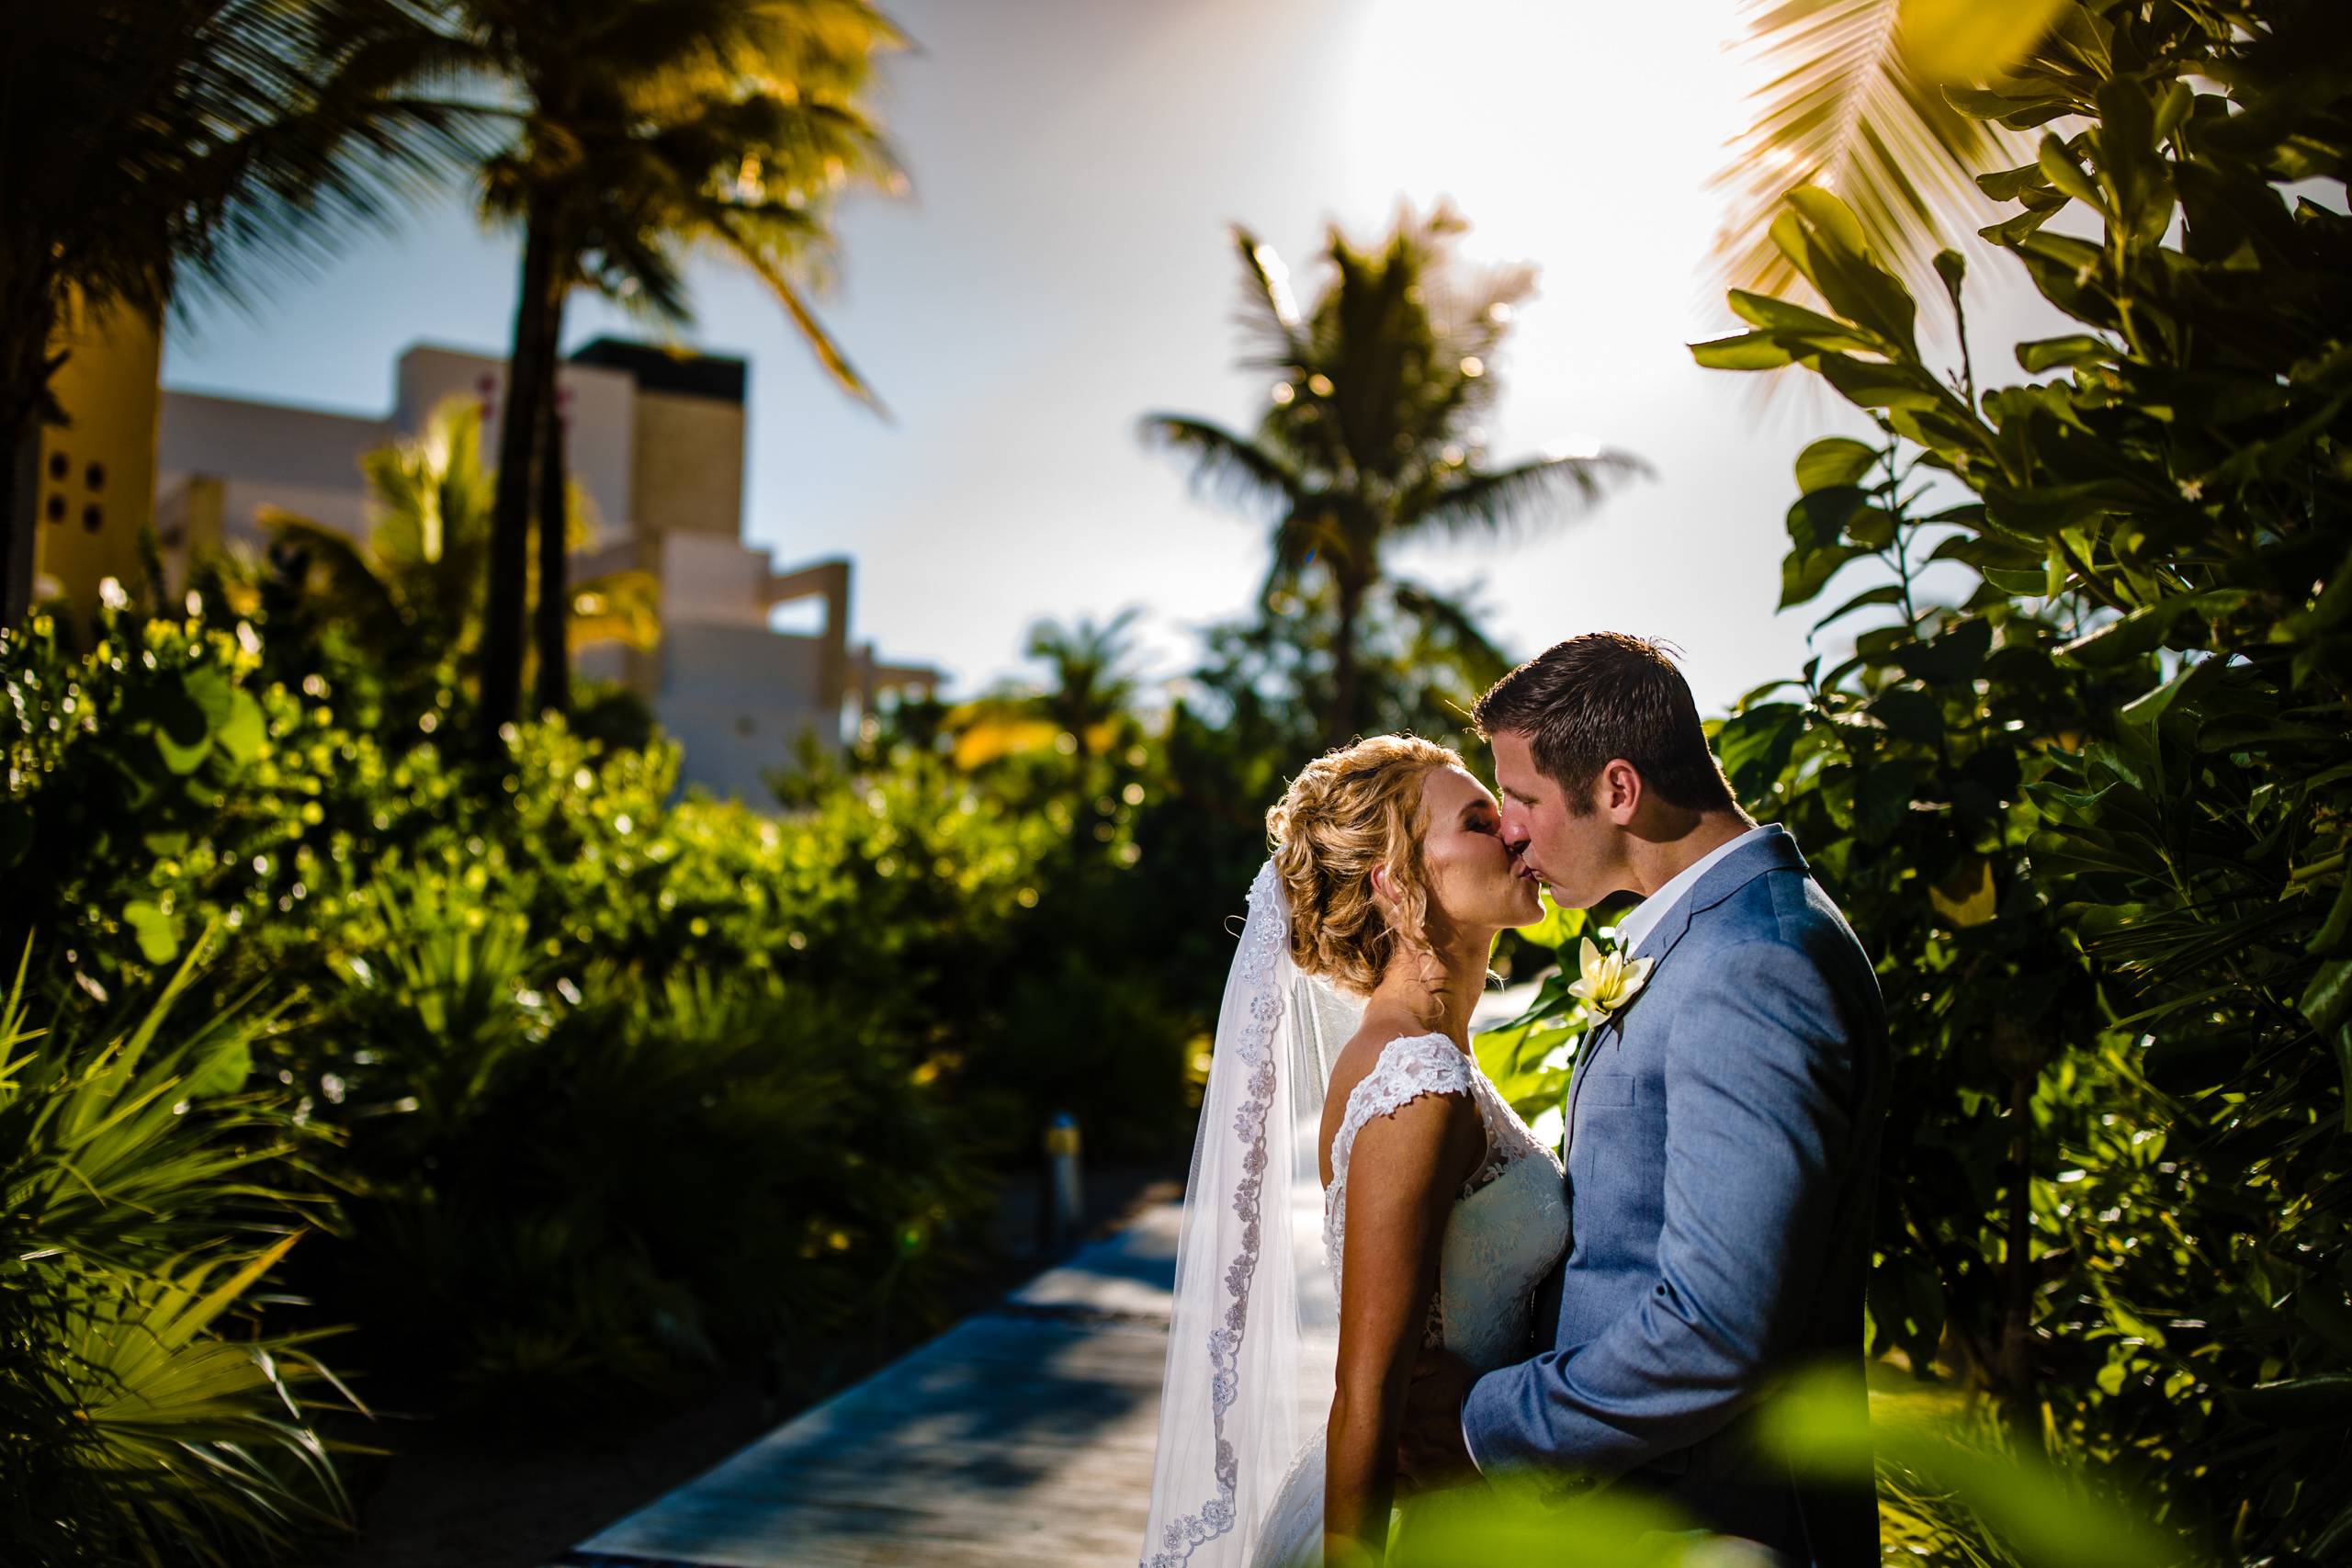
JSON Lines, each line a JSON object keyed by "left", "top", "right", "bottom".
{"left": 1265, "top": 734, "right": 1464, "bottom": 997}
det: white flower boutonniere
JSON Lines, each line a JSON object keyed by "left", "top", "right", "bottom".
{"left": 1566, "top": 936, "right": 1654, "bottom": 1019}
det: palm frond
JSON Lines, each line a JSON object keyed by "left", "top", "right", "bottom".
{"left": 704, "top": 205, "right": 880, "bottom": 409}
{"left": 1406, "top": 450, "right": 1653, "bottom": 543}
{"left": 0, "top": 922, "right": 363, "bottom": 1564}
{"left": 130, "top": 0, "right": 479, "bottom": 319}
{"left": 1136, "top": 416, "right": 1305, "bottom": 519}
{"left": 1390, "top": 578, "right": 1515, "bottom": 688}
{"left": 1709, "top": 0, "right": 2034, "bottom": 311}
{"left": 1226, "top": 223, "right": 1309, "bottom": 374}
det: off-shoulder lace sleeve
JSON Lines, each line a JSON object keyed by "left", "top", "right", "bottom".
{"left": 1323, "top": 1033, "right": 1484, "bottom": 1325}
{"left": 1329, "top": 1033, "right": 1477, "bottom": 1194}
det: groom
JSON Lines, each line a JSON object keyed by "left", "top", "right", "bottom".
{"left": 1398, "top": 632, "right": 1888, "bottom": 1566}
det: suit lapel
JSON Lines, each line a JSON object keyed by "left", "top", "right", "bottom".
{"left": 1623, "top": 825, "right": 1807, "bottom": 995}
{"left": 1557, "top": 826, "right": 1811, "bottom": 1157}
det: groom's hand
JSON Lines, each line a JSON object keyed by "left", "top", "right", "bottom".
{"left": 1395, "top": 1348, "right": 1479, "bottom": 1495}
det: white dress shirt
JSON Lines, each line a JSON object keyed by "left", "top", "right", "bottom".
{"left": 1460, "top": 821, "right": 1772, "bottom": 1473}
{"left": 1611, "top": 823, "right": 1775, "bottom": 959}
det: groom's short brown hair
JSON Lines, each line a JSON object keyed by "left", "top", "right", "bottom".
{"left": 1472, "top": 633, "right": 1737, "bottom": 815}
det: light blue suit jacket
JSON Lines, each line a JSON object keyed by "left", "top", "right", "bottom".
{"left": 1461, "top": 825, "right": 1887, "bottom": 1566}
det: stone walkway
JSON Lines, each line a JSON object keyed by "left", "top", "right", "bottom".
{"left": 548, "top": 1202, "right": 1182, "bottom": 1568}
{"left": 545, "top": 986, "right": 1546, "bottom": 1568}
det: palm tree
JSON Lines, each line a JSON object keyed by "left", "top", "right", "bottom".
{"left": 0, "top": 0, "right": 468, "bottom": 631}
{"left": 1708, "top": 0, "right": 2063, "bottom": 307}
{"left": 254, "top": 395, "right": 658, "bottom": 712}
{"left": 1141, "top": 201, "right": 1648, "bottom": 746}
{"left": 1025, "top": 607, "right": 1145, "bottom": 761}
{"left": 940, "top": 610, "right": 1147, "bottom": 773}
{"left": 424, "top": 0, "right": 907, "bottom": 756}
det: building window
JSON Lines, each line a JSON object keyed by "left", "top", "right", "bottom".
{"left": 82, "top": 503, "right": 102, "bottom": 532}
{"left": 85, "top": 461, "right": 106, "bottom": 491}
{"left": 46, "top": 451, "right": 67, "bottom": 481}
{"left": 44, "top": 493, "right": 65, "bottom": 523}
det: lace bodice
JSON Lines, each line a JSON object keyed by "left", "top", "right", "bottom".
{"left": 1321, "top": 1033, "right": 1569, "bottom": 1372}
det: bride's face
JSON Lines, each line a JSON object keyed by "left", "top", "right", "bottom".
{"left": 1414, "top": 765, "right": 1544, "bottom": 935}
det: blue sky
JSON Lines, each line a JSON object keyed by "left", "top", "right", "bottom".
{"left": 163, "top": 0, "right": 2061, "bottom": 718}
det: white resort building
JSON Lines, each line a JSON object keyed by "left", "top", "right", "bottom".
{"left": 30, "top": 323, "right": 937, "bottom": 806}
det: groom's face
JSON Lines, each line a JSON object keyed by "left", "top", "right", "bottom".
{"left": 1490, "top": 729, "right": 1621, "bottom": 910}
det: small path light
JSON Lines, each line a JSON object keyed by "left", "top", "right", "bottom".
{"left": 1043, "top": 1111, "right": 1084, "bottom": 1252}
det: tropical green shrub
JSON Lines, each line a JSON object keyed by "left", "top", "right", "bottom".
{"left": 0, "top": 604, "right": 469, "bottom": 1001}
{"left": 1, "top": 591, "right": 1077, "bottom": 1431}
{"left": 1684, "top": 0, "right": 2348, "bottom": 1554}
{"left": 288, "top": 897, "right": 1000, "bottom": 1417}
{"left": 0, "top": 922, "right": 371, "bottom": 1568}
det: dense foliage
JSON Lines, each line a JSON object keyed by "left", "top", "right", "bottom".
{"left": 0, "top": 595, "right": 1074, "bottom": 1557}
{"left": 1675, "top": 1, "right": 2349, "bottom": 1556}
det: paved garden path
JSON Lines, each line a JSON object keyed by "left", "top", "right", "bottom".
{"left": 548, "top": 1201, "right": 1182, "bottom": 1568}
{"left": 546, "top": 984, "right": 1543, "bottom": 1568}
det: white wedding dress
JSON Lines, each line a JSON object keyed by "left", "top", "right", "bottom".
{"left": 1244, "top": 1032, "right": 1571, "bottom": 1568}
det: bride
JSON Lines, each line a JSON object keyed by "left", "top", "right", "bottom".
{"left": 1140, "top": 735, "right": 1573, "bottom": 1568}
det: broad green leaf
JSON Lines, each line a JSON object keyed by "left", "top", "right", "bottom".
{"left": 1782, "top": 544, "right": 1868, "bottom": 610}
{"left": 2302, "top": 957, "right": 2352, "bottom": 1038}
{"left": 1981, "top": 203, "right": 2064, "bottom": 245}
{"left": 1812, "top": 353, "right": 1950, "bottom": 412}
{"left": 1511, "top": 891, "right": 1588, "bottom": 951}
{"left": 1896, "top": 617, "right": 1993, "bottom": 684}
{"left": 1982, "top": 566, "right": 2047, "bottom": 594}
{"left": 1690, "top": 332, "right": 1796, "bottom": 370}
{"left": 1869, "top": 685, "right": 1946, "bottom": 745}
{"left": 1926, "top": 855, "right": 1999, "bottom": 926}
{"left": 2308, "top": 876, "right": 2352, "bottom": 958}
{"left": 124, "top": 901, "right": 180, "bottom": 965}
{"left": 1717, "top": 703, "right": 1807, "bottom": 794}
{"left": 1815, "top": 583, "right": 1908, "bottom": 635}
{"left": 1782, "top": 189, "right": 1922, "bottom": 352}
{"left": 1856, "top": 756, "right": 1928, "bottom": 841}
{"left": 1975, "top": 160, "right": 2048, "bottom": 201}
{"left": 2336, "top": 1024, "right": 2352, "bottom": 1134}
{"left": 1928, "top": 534, "right": 2040, "bottom": 570}
{"left": 1848, "top": 505, "right": 1899, "bottom": 550}
{"left": 2017, "top": 333, "right": 2116, "bottom": 372}
{"left": 180, "top": 1035, "right": 254, "bottom": 1099}
{"left": 215, "top": 690, "right": 268, "bottom": 766}
{"left": 1945, "top": 85, "right": 2076, "bottom": 128}
{"left": 1786, "top": 183, "right": 1871, "bottom": 257}
{"left": 2037, "top": 132, "right": 2107, "bottom": 212}
{"left": 2117, "top": 657, "right": 2211, "bottom": 732}
{"left": 149, "top": 676, "right": 215, "bottom": 776}
{"left": 1727, "top": 290, "right": 1882, "bottom": 353}
{"left": 2093, "top": 78, "right": 2175, "bottom": 248}
{"left": 2227, "top": 1373, "right": 2352, "bottom": 1427}
{"left": 1794, "top": 437, "right": 1883, "bottom": 494}
{"left": 1787, "top": 485, "right": 1877, "bottom": 553}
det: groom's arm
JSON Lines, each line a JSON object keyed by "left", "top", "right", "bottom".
{"left": 1460, "top": 934, "right": 1864, "bottom": 1489}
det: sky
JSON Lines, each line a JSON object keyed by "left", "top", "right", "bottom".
{"left": 161, "top": 0, "right": 2064, "bottom": 720}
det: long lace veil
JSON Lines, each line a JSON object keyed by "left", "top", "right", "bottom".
{"left": 1141, "top": 857, "right": 1363, "bottom": 1566}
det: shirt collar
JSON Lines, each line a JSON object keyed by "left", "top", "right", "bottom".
{"left": 1612, "top": 823, "right": 1775, "bottom": 958}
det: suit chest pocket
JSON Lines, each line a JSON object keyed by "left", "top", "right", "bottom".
{"left": 1574, "top": 1071, "right": 1637, "bottom": 1110}
{"left": 1566, "top": 1069, "right": 1664, "bottom": 1200}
